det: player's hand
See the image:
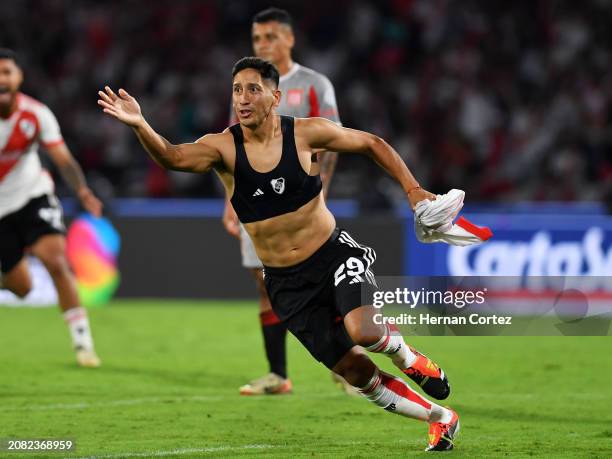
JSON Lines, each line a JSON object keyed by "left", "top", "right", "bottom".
{"left": 407, "top": 187, "right": 436, "bottom": 210}
{"left": 222, "top": 201, "right": 240, "bottom": 239}
{"left": 98, "top": 86, "right": 143, "bottom": 127}
{"left": 77, "top": 187, "right": 103, "bottom": 217}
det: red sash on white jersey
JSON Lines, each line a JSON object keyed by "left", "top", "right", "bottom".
{"left": 0, "top": 111, "right": 40, "bottom": 181}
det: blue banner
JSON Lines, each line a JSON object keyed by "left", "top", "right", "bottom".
{"left": 405, "top": 211, "right": 612, "bottom": 280}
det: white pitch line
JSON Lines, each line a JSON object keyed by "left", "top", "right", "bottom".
{"left": 71, "top": 444, "right": 278, "bottom": 459}
{"left": 0, "top": 393, "right": 348, "bottom": 412}
{"left": 0, "top": 396, "right": 221, "bottom": 412}
{"left": 69, "top": 440, "right": 410, "bottom": 459}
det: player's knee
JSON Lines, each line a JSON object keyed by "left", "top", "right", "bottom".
{"left": 344, "top": 321, "right": 382, "bottom": 348}
{"left": 259, "top": 299, "right": 273, "bottom": 313}
{"left": 252, "top": 269, "right": 271, "bottom": 309}
{"left": 9, "top": 281, "right": 32, "bottom": 298}
{"left": 343, "top": 307, "right": 385, "bottom": 347}
{"left": 333, "top": 351, "right": 375, "bottom": 388}
{"left": 2, "top": 264, "right": 33, "bottom": 298}
{"left": 256, "top": 277, "right": 267, "bottom": 297}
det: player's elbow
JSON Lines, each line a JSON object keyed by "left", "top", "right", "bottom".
{"left": 369, "top": 134, "right": 385, "bottom": 147}
{"left": 364, "top": 133, "right": 385, "bottom": 154}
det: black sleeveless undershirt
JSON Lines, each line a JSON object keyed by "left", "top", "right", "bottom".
{"left": 229, "top": 116, "right": 322, "bottom": 223}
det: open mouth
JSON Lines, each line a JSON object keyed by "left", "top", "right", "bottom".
{"left": 238, "top": 109, "right": 253, "bottom": 118}
{"left": 0, "top": 87, "right": 12, "bottom": 104}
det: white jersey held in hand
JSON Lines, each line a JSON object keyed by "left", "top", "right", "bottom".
{"left": 414, "top": 189, "right": 493, "bottom": 247}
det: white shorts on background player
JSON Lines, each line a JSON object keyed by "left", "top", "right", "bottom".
{"left": 240, "top": 223, "right": 264, "bottom": 269}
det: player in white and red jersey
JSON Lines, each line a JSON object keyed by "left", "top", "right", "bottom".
{"left": 0, "top": 48, "right": 102, "bottom": 367}
{"left": 221, "top": 8, "right": 350, "bottom": 395}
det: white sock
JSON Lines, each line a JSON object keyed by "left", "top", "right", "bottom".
{"left": 365, "top": 324, "right": 417, "bottom": 370}
{"left": 359, "top": 369, "right": 452, "bottom": 423}
{"left": 63, "top": 307, "right": 94, "bottom": 351}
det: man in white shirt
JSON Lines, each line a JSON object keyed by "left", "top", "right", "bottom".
{"left": 0, "top": 48, "right": 102, "bottom": 367}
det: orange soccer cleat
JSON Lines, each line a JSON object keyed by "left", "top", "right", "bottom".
{"left": 403, "top": 346, "right": 450, "bottom": 400}
{"left": 426, "top": 409, "right": 460, "bottom": 451}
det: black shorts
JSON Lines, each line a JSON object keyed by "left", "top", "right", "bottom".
{"left": 0, "top": 194, "right": 65, "bottom": 274}
{"left": 264, "top": 228, "right": 378, "bottom": 369}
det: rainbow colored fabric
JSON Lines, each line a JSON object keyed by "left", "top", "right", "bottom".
{"left": 66, "top": 214, "right": 120, "bottom": 307}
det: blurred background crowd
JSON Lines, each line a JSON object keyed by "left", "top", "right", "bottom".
{"left": 2, "top": 0, "right": 611, "bottom": 209}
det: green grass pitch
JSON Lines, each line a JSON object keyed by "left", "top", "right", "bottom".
{"left": 0, "top": 301, "right": 610, "bottom": 458}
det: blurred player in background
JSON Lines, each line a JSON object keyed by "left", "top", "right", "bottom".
{"left": 222, "top": 7, "right": 344, "bottom": 396}
{"left": 0, "top": 49, "right": 102, "bottom": 367}
{"left": 98, "top": 56, "right": 460, "bottom": 452}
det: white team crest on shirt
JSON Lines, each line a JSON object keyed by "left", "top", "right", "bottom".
{"left": 19, "top": 119, "right": 36, "bottom": 139}
{"left": 270, "top": 177, "right": 285, "bottom": 194}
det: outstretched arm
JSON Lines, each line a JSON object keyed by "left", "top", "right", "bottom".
{"left": 98, "top": 86, "right": 221, "bottom": 173}
{"left": 299, "top": 117, "right": 434, "bottom": 209}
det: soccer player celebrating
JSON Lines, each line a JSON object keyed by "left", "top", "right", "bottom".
{"left": 98, "top": 57, "right": 460, "bottom": 451}
{"left": 222, "top": 7, "right": 343, "bottom": 396}
{"left": 0, "top": 49, "right": 102, "bottom": 367}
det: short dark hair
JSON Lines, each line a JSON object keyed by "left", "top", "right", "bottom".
{"left": 232, "top": 57, "right": 279, "bottom": 88}
{"left": 253, "top": 7, "right": 293, "bottom": 29}
{"left": 0, "top": 48, "right": 18, "bottom": 64}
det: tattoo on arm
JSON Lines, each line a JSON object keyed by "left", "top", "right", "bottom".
{"left": 319, "top": 150, "right": 338, "bottom": 198}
